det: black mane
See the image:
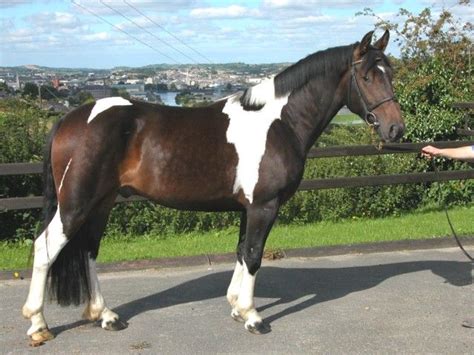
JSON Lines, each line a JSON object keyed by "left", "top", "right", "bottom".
{"left": 274, "top": 43, "right": 356, "bottom": 97}
{"left": 239, "top": 42, "right": 357, "bottom": 111}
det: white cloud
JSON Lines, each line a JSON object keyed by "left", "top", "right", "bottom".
{"left": 27, "top": 11, "right": 81, "bottom": 30}
{"left": 80, "top": 31, "right": 111, "bottom": 42}
{"left": 0, "top": 0, "right": 39, "bottom": 9}
{"left": 190, "top": 5, "right": 261, "bottom": 19}
{"left": 263, "top": 0, "right": 382, "bottom": 9}
{"left": 70, "top": 0, "right": 202, "bottom": 15}
{"left": 291, "top": 15, "right": 333, "bottom": 24}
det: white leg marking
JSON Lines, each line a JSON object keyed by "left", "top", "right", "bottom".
{"left": 86, "top": 257, "right": 119, "bottom": 328}
{"left": 223, "top": 78, "right": 289, "bottom": 204}
{"left": 236, "top": 261, "right": 262, "bottom": 328}
{"left": 227, "top": 261, "right": 244, "bottom": 308}
{"left": 87, "top": 97, "right": 133, "bottom": 123}
{"left": 23, "top": 209, "right": 68, "bottom": 335}
{"left": 58, "top": 158, "right": 72, "bottom": 193}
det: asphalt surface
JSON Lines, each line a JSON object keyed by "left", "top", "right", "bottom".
{"left": 1, "top": 247, "right": 473, "bottom": 354}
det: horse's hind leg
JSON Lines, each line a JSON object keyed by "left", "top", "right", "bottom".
{"left": 22, "top": 209, "right": 69, "bottom": 342}
{"left": 232, "top": 198, "right": 279, "bottom": 334}
{"left": 81, "top": 195, "right": 127, "bottom": 331}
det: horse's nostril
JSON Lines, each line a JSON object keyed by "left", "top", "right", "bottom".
{"left": 389, "top": 124, "right": 403, "bottom": 140}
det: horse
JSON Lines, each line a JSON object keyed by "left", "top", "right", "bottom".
{"left": 22, "top": 30, "right": 404, "bottom": 342}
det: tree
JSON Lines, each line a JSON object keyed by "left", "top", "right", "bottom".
{"left": 358, "top": 1, "right": 472, "bottom": 142}
{"left": 0, "top": 81, "right": 12, "bottom": 94}
{"left": 68, "top": 91, "right": 95, "bottom": 106}
{"left": 40, "top": 85, "right": 60, "bottom": 101}
{"left": 358, "top": 1, "right": 472, "bottom": 64}
{"left": 111, "top": 88, "right": 131, "bottom": 100}
{"left": 22, "top": 82, "right": 38, "bottom": 99}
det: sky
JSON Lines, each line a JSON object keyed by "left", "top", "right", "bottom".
{"left": 0, "top": 0, "right": 471, "bottom": 68}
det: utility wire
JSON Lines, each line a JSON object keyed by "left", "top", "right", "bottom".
{"left": 71, "top": 0, "right": 181, "bottom": 64}
{"left": 123, "top": 0, "right": 213, "bottom": 64}
{"left": 100, "top": 0, "right": 199, "bottom": 64}
{"left": 40, "top": 83, "right": 62, "bottom": 101}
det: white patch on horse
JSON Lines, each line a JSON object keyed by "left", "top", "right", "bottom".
{"left": 242, "top": 78, "right": 277, "bottom": 107}
{"left": 87, "top": 256, "right": 120, "bottom": 328}
{"left": 23, "top": 208, "right": 68, "bottom": 335}
{"left": 87, "top": 97, "right": 133, "bottom": 123}
{"left": 58, "top": 158, "right": 72, "bottom": 193}
{"left": 223, "top": 78, "right": 289, "bottom": 204}
{"left": 227, "top": 261, "right": 244, "bottom": 308}
{"left": 377, "top": 65, "right": 386, "bottom": 74}
{"left": 237, "top": 261, "right": 262, "bottom": 328}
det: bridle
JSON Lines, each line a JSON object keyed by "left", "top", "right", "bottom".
{"left": 348, "top": 58, "right": 396, "bottom": 129}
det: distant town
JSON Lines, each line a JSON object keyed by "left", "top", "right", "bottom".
{"left": 0, "top": 63, "right": 290, "bottom": 112}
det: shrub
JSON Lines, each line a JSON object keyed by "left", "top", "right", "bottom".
{"left": 0, "top": 99, "right": 58, "bottom": 241}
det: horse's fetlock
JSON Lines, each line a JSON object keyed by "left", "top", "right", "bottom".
{"left": 82, "top": 303, "right": 103, "bottom": 321}
{"left": 22, "top": 304, "right": 41, "bottom": 319}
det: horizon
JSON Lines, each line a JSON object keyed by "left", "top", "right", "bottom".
{"left": 1, "top": 1, "right": 471, "bottom": 68}
{"left": 1, "top": 61, "right": 293, "bottom": 71}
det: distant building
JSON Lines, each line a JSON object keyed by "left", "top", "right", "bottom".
{"left": 82, "top": 85, "right": 112, "bottom": 100}
{"left": 51, "top": 78, "right": 60, "bottom": 89}
{"left": 111, "top": 83, "right": 146, "bottom": 99}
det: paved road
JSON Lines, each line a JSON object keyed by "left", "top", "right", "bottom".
{"left": 1, "top": 247, "right": 473, "bottom": 354}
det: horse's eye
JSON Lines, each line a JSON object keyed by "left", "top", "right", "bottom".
{"left": 363, "top": 75, "right": 369, "bottom": 81}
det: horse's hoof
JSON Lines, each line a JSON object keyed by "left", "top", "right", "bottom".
{"left": 245, "top": 321, "right": 271, "bottom": 335}
{"left": 103, "top": 319, "right": 128, "bottom": 331}
{"left": 29, "top": 328, "right": 54, "bottom": 346}
{"left": 231, "top": 310, "right": 245, "bottom": 323}
{"left": 461, "top": 318, "right": 474, "bottom": 328}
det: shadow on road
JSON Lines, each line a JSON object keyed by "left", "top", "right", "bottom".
{"left": 113, "top": 260, "right": 472, "bottom": 325}
{"left": 49, "top": 259, "right": 472, "bottom": 336}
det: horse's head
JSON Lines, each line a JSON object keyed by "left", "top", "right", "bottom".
{"left": 346, "top": 30, "right": 404, "bottom": 142}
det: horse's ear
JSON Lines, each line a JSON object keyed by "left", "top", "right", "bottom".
{"left": 354, "top": 31, "right": 374, "bottom": 59}
{"left": 373, "top": 30, "right": 390, "bottom": 52}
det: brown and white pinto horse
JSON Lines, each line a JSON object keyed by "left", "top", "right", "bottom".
{"left": 23, "top": 31, "right": 404, "bottom": 341}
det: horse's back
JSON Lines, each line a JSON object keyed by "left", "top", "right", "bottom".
{"left": 118, "top": 100, "right": 242, "bottom": 209}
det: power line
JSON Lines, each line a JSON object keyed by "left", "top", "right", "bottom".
{"left": 123, "top": 0, "right": 213, "bottom": 64}
{"left": 42, "top": 86, "right": 60, "bottom": 100}
{"left": 99, "top": 0, "right": 199, "bottom": 64}
{"left": 71, "top": 0, "right": 181, "bottom": 64}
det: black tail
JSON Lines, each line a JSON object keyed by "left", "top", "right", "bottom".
{"left": 42, "top": 119, "right": 62, "bottom": 228}
{"left": 43, "top": 118, "right": 92, "bottom": 306}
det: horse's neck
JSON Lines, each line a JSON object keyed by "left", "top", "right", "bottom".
{"left": 281, "top": 77, "right": 346, "bottom": 155}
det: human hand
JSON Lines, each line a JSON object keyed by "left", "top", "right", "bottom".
{"left": 421, "top": 145, "right": 441, "bottom": 159}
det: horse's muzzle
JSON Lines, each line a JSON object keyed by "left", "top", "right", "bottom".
{"left": 387, "top": 123, "right": 405, "bottom": 142}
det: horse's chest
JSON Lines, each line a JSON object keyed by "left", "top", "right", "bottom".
{"left": 222, "top": 96, "right": 288, "bottom": 204}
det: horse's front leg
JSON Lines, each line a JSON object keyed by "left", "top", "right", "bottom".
{"left": 230, "top": 199, "right": 279, "bottom": 334}
{"left": 227, "top": 212, "right": 246, "bottom": 316}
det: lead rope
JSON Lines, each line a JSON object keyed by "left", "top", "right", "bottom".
{"left": 431, "top": 159, "right": 474, "bottom": 262}
{"left": 368, "top": 137, "right": 473, "bottom": 261}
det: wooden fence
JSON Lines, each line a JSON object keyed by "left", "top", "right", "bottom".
{"left": 1, "top": 140, "right": 474, "bottom": 211}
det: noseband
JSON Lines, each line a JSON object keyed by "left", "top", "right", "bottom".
{"left": 348, "top": 59, "right": 396, "bottom": 128}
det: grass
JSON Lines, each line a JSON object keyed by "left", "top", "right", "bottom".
{"left": 331, "top": 113, "right": 361, "bottom": 125}
{"left": 1, "top": 205, "right": 473, "bottom": 271}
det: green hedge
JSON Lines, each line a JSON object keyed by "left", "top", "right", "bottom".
{"left": 0, "top": 99, "right": 57, "bottom": 240}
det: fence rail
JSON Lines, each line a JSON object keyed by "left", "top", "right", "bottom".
{"left": 2, "top": 140, "right": 474, "bottom": 211}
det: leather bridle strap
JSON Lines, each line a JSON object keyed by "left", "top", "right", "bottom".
{"left": 348, "top": 59, "right": 396, "bottom": 128}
